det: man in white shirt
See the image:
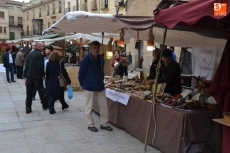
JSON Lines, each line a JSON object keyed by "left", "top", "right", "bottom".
{"left": 2, "top": 48, "right": 16, "bottom": 83}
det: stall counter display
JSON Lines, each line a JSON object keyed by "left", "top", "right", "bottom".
{"left": 65, "top": 67, "right": 81, "bottom": 90}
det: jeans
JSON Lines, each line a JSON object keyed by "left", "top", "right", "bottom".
{"left": 5, "top": 64, "right": 14, "bottom": 82}
{"left": 48, "top": 88, "right": 67, "bottom": 112}
{"left": 25, "top": 78, "right": 48, "bottom": 109}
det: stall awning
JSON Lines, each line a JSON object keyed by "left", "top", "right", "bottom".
{"left": 35, "top": 33, "right": 118, "bottom": 45}
{"left": 42, "top": 11, "right": 227, "bottom": 47}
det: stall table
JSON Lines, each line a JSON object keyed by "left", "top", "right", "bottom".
{"left": 93, "top": 95, "right": 221, "bottom": 153}
{"left": 65, "top": 67, "right": 81, "bottom": 90}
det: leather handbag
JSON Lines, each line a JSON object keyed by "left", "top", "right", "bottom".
{"left": 59, "top": 61, "right": 68, "bottom": 87}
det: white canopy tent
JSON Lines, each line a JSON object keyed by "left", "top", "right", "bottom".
{"left": 43, "top": 11, "right": 226, "bottom": 47}
{"left": 34, "top": 33, "right": 115, "bottom": 45}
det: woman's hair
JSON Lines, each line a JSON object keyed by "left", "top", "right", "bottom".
{"left": 45, "top": 45, "right": 54, "bottom": 51}
{"left": 113, "top": 50, "right": 119, "bottom": 55}
{"left": 49, "top": 52, "right": 60, "bottom": 62}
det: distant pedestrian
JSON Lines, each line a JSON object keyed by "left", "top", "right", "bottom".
{"left": 15, "top": 47, "right": 26, "bottom": 79}
{"left": 2, "top": 48, "right": 16, "bottom": 83}
{"left": 78, "top": 41, "right": 113, "bottom": 132}
{"left": 23, "top": 42, "right": 48, "bottom": 114}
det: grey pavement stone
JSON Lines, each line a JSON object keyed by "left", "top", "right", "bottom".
{"left": 0, "top": 122, "right": 22, "bottom": 131}
{"left": 0, "top": 137, "right": 28, "bottom": 150}
{"left": 0, "top": 129, "right": 25, "bottom": 139}
{"left": 0, "top": 108, "right": 16, "bottom": 114}
{"left": 22, "top": 120, "right": 47, "bottom": 128}
{"left": 0, "top": 147, "right": 31, "bottom": 153}
{"left": 0, "top": 102, "right": 15, "bottom": 109}
{"left": 0, "top": 113, "right": 20, "bottom": 123}
{"left": 49, "top": 124, "right": 80, "bottom": 133}
{"left": 26, "top": 133, "right": 60, "bottom": 146}
{"left": 57, "top": 130, "right": 85, "bottom": 141}
{"left": 30, "top": 143, "right": 67, "bottom": 153}
{"left": 24, "top": 126, "right": 55, "bottom": 137}
{"left": 62, "top": 139, "right": 97, "bottom": 152}
{"left": 46, "top": 118, "right": 73, "bottom": 126}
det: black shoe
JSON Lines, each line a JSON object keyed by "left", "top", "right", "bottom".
{"left": 100, "top": 125, "right": 113, "bottom": 131}
{"left": 32, "top": 97, "right": 35, "bottom": 101}
{"left": 26, "top": 108, "right": 32, "bottom": 114}
{"left": 88, "top": 126, "right": 98, "bottom": 132}
{"left": 11, "top": 80, "right": 16, "bottom": 82}
{"left": 42, "top": 104, "right": 48, "bottom": 110}
{"left": 7, "top": 81, "right": 11, "bottom": 83}
{"left": 62, "top": 103, "right": 69, "bottom": 110}
{"left": 49, "top": 110, "right": 56, "bottom": 114}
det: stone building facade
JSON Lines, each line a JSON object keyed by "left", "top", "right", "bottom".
{"left": 22, "top": 0, "right": 65, "bottom": 37}
{"left": 0, "top": 0, "right": 9, "bottom": 41}
{"left": 64, "top": 0, "right": 126, "bottom": 15}
{"left": 5, "top": 0, "right": 23, "bottom": 40}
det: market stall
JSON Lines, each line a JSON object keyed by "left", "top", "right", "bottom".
{"left": 93, "top": 93, "right": 221, "bottom": 153}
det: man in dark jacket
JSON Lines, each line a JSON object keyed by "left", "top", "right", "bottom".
{"left": 114, "top": 57, "right": 128, "bottom": 78}
{"left": 147, "top": 49, "right": 182, "bottom": 95}
{"left": 78, "top": 41, "right": 113, "bottom": 132}
{"left": 23, "top": 42, "right": 48, "bottom": 114}
{"left": 2, "top": 48, "right": 16, "bottom": 83}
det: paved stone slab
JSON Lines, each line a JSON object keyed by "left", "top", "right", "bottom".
{"left": 0, "top": 147, "right": 31, "bottom": 153}
{"left": 30, "top": 143, "right": 67, "bottom": 153}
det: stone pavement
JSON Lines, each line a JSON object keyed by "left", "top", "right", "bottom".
{"left": 0, "top": 72, "right": 161, "bottom": 153}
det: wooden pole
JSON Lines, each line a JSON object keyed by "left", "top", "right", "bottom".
{"left": 79, "top": 38, "right": 83, "bottom": 61}
{"left": 144, "top": 28, "right": 168, "bottom": 151}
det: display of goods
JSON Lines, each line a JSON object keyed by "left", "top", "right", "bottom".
{"left": 223, "top": 112, "right": 230, "bottom": 124}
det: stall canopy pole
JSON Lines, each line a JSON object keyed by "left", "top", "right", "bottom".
{"left": 144, "top": 28, "right": 168, "bottom": 151}
{"left": 79, "top": 38, "right": 83, "bottom": 61}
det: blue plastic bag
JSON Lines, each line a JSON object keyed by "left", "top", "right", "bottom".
{"left": 68, "top": 85, "right": 73, "bottom": 99}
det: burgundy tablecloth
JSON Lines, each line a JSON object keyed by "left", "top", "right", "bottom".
{"left": 93, "top": 96, "right": 221, "bottom": 153}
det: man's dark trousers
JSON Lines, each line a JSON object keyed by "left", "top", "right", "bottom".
{"left": 5, "top": 63, "right": 14, "bottom": 82}
{"left": 26, "top": 78, "right": 48, "bottom": 109}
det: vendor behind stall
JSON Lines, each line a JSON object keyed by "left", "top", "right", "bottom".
{"left": 147, "top": 49, "right": 182, "bottom": 95}
{"left": 114, "top": 57, "right": 128, "bottom": 78}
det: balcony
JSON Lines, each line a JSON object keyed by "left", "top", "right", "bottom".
{"left": 81, "top": 3, "right": 87, "bottom": 11}
{"left": 91, "top": 1, "right": 97, "bottom": 10}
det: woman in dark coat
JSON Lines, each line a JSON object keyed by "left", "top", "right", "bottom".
{"left": 46, "top": 52, "right": 71, "bottom": 114}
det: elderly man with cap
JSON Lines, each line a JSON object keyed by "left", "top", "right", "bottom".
{"left": 147, "top": 49, "right": 182, "bottom": 95}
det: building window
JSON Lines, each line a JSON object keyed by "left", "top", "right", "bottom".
{"left": 27, "top": 12, "right": 28, "bottom": 20}
{"left": 27, "top": 26, "right": 29, "bottom": 35}
{"left": 4, "top": 27, "right": 6, "bottom": 33}
{"left": 53, "top": 21, "right": 56, "bottom": 24}
{"left": 59, "top": 1, "right": 62, "bottom": 13}
{"left": 48, "top": 22, "right": 50, "bottom": 28}
{"left": 47, "top": 5, "right": 49, "bottom": 15}
{"left": 17, "top": 7, "right": 22, "bottom": 11}
{"left": 0, "top": 26, "right": 2, "bottom": 33}
{"left": 0, "top": 11, "right": 4, "bottom": 18}
{"left": 39, "top": 8, "right": 41, "bottom": 17}
{"left": 53, "top": 3, "right": 55, "bottom": 14}
{"left": 68, "top": 2, "right": 70, "bottom": 12}
{"left": 33, "top": 10, "right": 35, "bottom": 18}
{"left": 8, "top": 6, "right": 14, "bottom": 10}
{"left": 9, "top": 16, "right": 14, "bottom": 25}
{"left": 18, "top": 17, "right": 22, "bottom": 26}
